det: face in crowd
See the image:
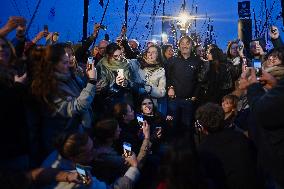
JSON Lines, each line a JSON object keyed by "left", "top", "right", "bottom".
{"left": 129, "top": 40, "right": 139, "bottom": 49}
{"left": 141, "top": 98, "right": 154, "bottom": 115}
{"left": 98, "top": 40, "right": 109, "bottom": 56}
{"left": 146, "top": 46, "right": 159, "bottom": 64}
{"left": 221, "top": 98, "right": 236, "bottom": 115}
{"left": 123, "top": 104, "right": 135, "bottom": 123}
{"left": 164, "top": 46, "right": 174, "bottom": 60}
{"left": 111, "top": 49, "right": 123, "bottom": 62}
{"left": 54, "top": 52, "right": 70, "bottom": 75}
{"left": 179, "top": 37, "right": 192, "bottom": 56}
{"left": 229, "top": 42, "right": 238, "bottom": 58}
{"left": 250, "top": 41, "right": 263, "bottom": 56}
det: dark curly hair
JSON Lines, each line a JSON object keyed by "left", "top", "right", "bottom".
{"left": 195, "top": 103, "right": 224, "bottom": 133}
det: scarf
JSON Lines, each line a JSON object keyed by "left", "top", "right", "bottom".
{"left": 99, "top": 57, "right": 131, "bottom": 87}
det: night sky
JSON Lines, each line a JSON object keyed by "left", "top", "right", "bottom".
{"left": 1, "top": 0, "right": 283, "bottom": 50}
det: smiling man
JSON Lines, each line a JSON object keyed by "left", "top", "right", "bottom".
{"left": 166, "top": 35, "right": 202, "bottom": 135}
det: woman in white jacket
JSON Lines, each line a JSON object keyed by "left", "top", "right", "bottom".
{"left": 129, "top": 45, "right": 166, "bottom": 113}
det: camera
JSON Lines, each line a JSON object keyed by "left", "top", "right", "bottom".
{"left": 75, "top": 164, "right": 90, "bottom": 184}
{"left": 237, "top": 40, "right": 244, "bottom": 51}
{"left": 252, "top": 59, "right": 262, "bottom": 77}
{"left": 123, "top": 142, "right": 132, "bottom": 157}
{"left": 136, "top": 114, "right": 144, "bottom": 127}
{"left": 87, "top": 57, "right": 94, "bottom": 69}
{"left": 117, "top": 69, "right": 124, "bottom": 78}
{"left": 100, "top": 25, "right": 107, "bottom": 30}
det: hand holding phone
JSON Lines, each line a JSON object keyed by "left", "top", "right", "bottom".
{"left": 117, "top": 69, "right": 124, "bottom": 78}
{"left": 87, "top": 57, "right": 94, "bottom": 69}
{"left": 75, "top": 164, "right": 91, "bottom": 185}
{"left": 136, "top": 114, "right": 144, "bottom": 127}
{"left": 123, "top": 142, "right": 132, "bottom": 157}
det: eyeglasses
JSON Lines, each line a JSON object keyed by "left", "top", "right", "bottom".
{"left": 113, "top": 54, "right": 123, "bottom": 60}
{"left": 142, "top": 102, "right": 153, "bottom": 106}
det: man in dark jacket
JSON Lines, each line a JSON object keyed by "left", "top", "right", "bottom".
{"left": 167, "top": 35, "right": 202, "bottom": 133}
{"left": 240, "top": 66, "right": 284, "bottom": 188}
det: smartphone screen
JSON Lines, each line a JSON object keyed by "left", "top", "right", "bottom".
{"left": 76, "top": 164, "right": 87, "bottom": 177}
{"left": 117, "top": 69, "right": 124, "bottom": 77}
{"left": 252, "top": 59, "right": 261, "bottom": 69}
{"left": 136, "top": 114, "right": 144, "bottom": 126}
{"left": 123, "top": 142, "right": 132, "bottom": 156}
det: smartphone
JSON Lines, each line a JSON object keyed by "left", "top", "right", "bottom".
{"left": 117, "top": 69, "right": 124, "bottom": 78}
{"left": 238, "top": 40, "right": 244, "bottom": 51}
{"left": 123, "top": 142, "right": 132, "bottom": 157}
{"left": 75, "top": 164, "right": 89, "bottom": 184}
{"left": 87, "top": 57, "right": 94, "bottom": 69}
{"left": 252, "top": 59, "right": 262, "bottom": 77}
{"left": 255, "top": 41, "right": 260, "bottom": 47}
{"left": 136, "top": 114, "right": 144, "bottom": 127}
{"left": 100, "top": 25, "right": 107, "bottom": 30}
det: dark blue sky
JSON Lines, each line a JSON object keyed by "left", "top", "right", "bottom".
{"left": 1, "top": 0, "right": 283, "bottom": 50}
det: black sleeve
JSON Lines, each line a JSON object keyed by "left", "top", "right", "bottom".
{"left": 166, "top": 58, "right": 174, "bottom": 88}
{"left": 193, "top": 60, "right": 202, "bottom": 98}
{"left": 121, "top": 39, "right": 137, "bottom": 59}
{"left": 247, "top": 79, "right": 284, "bottom": 129}
{"left": 271, "top": 37, "right": 284, "bottom": 48}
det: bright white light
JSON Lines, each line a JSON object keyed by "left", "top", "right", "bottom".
{"left": 161, "top": 33, "right": 168, "bottom": 38}
{"left": 178, "top": 12, "right": 190, "bottom": 25}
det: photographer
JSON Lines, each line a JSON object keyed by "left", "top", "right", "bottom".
{"left": 41, "top": 132, "right": 140, "bottom": 189}
{"left": 239, "top": 66, "right": 284, "bottom": 188}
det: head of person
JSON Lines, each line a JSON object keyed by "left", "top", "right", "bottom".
{"left": 56, "top": 132, "right": 95, "bottom": 165}
{"left": 105, "top": 43, "right": 123, "bottom": 62}
{"left": 221, "top": 94, "right": 238, "bottom": 116}
{"left": 146, "top": 41, "right": 155, "bottom": 48}
{"left": 16, "top": 24, "right": 27, "bottom": 39}
{"left": 250, "top": 39, "right": 265, "bottom": 56}
{"left": 161, "top": 44, "right": 174, "bottom": 60}
{"left": 129, "top": 39, "right": 139, "bottom": 49}
{"left": 195, "top": 103, "right": 225, "bottom": 134}
{"left": 206, "top": 44, "right": 226, "bottom": 71}
{"left": 98, "top": 40, "right": 109, "bottom": 56}
{"left": 45, "top": 43, "right": 70, "bottom": 75}
{"left": 195, "top": 44, "right": 205, "bottom": 58}
{"left": 113, "top": 102, "right": 135, "bottom": 124}
{"left": 52, "top": 32, "right": 59, "bottom": 42}
{"left": 265, "top": 47, "right": 284, "bottom": 68}
{"left": 143, "top": 45, "right": 162, "bottom": 65}
{"left": 0, "top": 37, "right": 17, "bottom": 67}
{"left": 94, "top": 118, "right": 121, "bottom": 146}
{"left": 140, "top": 96, "right": 156, "bottom": 116}
{"left": 178, "top": 35, "right": 193, "bottom": 57}
{"left": 64, "top": 43, "right": 77, "bottom": 69}
{"left": 226, "top": 40, "right": 239, "bottom": 59}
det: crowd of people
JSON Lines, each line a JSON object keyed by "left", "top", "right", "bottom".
{"left": 0, "top": 15, "right": 284, "bottom": 189}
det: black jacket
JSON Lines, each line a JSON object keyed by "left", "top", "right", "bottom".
{"left": 198, "top": 129, "right": 258, "bottom": 189}
{"left": 167, "top": 55, "right": 202, "bottom": 98}
{"left": 247, "top": 79, "right": 284, "bottom": 187}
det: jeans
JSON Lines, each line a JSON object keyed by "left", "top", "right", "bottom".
{"left": 168, "top": 97, "right": 195, "bottom": 131}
